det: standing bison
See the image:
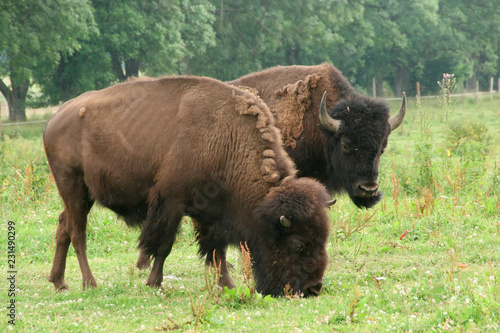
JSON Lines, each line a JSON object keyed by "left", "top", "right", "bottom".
{"left": 228, "top": 63, "right": 406, "bottom": 209}
{"left": 43, "top": 76, "right": 331, "bottom": 296}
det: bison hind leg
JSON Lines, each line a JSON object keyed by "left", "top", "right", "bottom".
{"left": 49, "top": 174, "right": 95, "bottom": 291}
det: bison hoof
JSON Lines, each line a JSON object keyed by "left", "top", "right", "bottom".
{"left": 55, "top": 284, "right": 70, "bottom": 292}
{"left": 82, "top": 278, "right": 97, "bottom": 290}
{"left": 146, "top": 282, "right": 163, "bottom": 289}
{"left": 49, "top": 274, "right": 69, "bottom": 291}
{"left": 146, "top": 279, "right": 162, "bottom": 289}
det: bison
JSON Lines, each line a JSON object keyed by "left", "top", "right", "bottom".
{"left": 43, "top": 76, "right": 332, "bottom": 296}
{"left": 228, "top": 63, "right": 406, "bottom": 209}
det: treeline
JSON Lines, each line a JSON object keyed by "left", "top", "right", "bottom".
{"left": 1, "top": 0, "right": 499, "bottom": 121}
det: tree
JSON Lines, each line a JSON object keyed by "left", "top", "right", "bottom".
{"left": 0, "top": 0, "right": 96, "bottom": 121}
{"left": 438, "top": 0, "right": 500, "bottom": 90}
{"left": 360, "top": 0, "right": 443, "bottom": 96}
{"left": 34, "top": 36, "right": 115, "bottom": 104}
{"left": 189, "top": 0, "right": 372, "bottom": 82}
{"left": 92, "top": 0, "right": 216, "bottom": 81}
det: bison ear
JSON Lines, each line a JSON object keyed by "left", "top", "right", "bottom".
{"left": 280, "top": 215, "right": 292, "bottom": 228}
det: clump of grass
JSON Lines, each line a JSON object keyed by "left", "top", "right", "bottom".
{"left": 334, "top": 209, "right": 378, "bottom": 242}
{"left": 437, "top": 73, "right": 456, "bottom": 126}
{"left": 413, "top": 96, "right": 435, "bottom": 190}
{"left": 390, "top": 166, "right": 401, "bottom": 215}
{"left": 416, "top": 186, "right": 435, "bottom": 217}
{"left": 222, "top": 243, "right": 275, "bottom": 306}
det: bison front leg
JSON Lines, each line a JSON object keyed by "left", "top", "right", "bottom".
{"left": 145, "top": 236, "right": 177, "bottom": 288}
{"left": 141, "top": 210, "right": 183, "bottom": 288}
{"left": 206, "top": 247, "right": 236, "bottom": 290}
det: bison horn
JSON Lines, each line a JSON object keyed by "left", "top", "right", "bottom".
{"left": 280, "top": 216, "right": 292, "bottom": 228}
{"left": 326, "top": 198, "right": 337, "bottom": 208}
{"left": 319, "top": 91, "right": 340, "bottom": 132}
{"left": 388, "top": 92, "right": 406, "bottom": 131}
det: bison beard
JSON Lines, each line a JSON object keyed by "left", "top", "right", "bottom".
{"left": 351, "top": 190, "right": 383, "bottom": 209}
{"left": 43, "top": 75, "right": 331, "bottom": 297}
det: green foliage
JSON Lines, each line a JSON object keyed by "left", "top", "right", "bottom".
{"left": 0, "top": 0, "right": 96, "bottom": 120}
{"left": 448, "top": 121, "right": 490, "bottom": 153}
{"left": 189, "top": 0, "right": 372, "bottom": 81}
{"left": 222, "top": 286, "right": 275, "bottom": 308}
{"left": 3, "top": 0, "right": 500, "bottom": 108}
{"left": 92, "top": 0, "right": 215, "bottom": 79}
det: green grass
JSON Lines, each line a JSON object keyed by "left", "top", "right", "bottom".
{"left": 1, "top": 95, "right": 499, "bottom": 332}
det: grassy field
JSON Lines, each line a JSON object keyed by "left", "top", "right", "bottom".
{"left": 1, "top": 94, "right": 499, "bottom": 332}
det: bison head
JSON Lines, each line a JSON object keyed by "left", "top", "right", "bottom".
{"left": 251, "top": 177, "right": 331, "bottom": 297}
{"left": 319, "top": 92, "right": 406, "bottom": 209}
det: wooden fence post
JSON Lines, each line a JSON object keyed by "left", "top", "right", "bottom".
{"left": 416, "top": 81, "right": 420, "bottom": 99}
{"left": 372, "top": 77, "right": 376, "bottom": 97}
{"left": 490, "top": 77, "right": 494, "bottom": 100}
{"left": 475, "top": 80, "right": 479, "bottom": 103}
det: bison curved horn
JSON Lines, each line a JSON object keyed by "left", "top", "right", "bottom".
{"left": 326, "top": 198, "right": 337, "bottom": 208}
{"left": 280, "top": 216, "right": 292, "bottom": 228}
{"left": 319, "top": 91, "right": 340, "bottom": 133}
{"left": 388, "top": 92, "right": 407, "bottom": 131}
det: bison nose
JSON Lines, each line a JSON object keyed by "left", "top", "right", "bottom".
{"left": 356, "top": 181, "right": 379, "bottom": 198}
{"left": 304, "top": 282, "right": 323, "bottom": 297}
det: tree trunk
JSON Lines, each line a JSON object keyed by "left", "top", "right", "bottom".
{"left": 0, "top": 78, "right": 29, "bottom": 121}
{"left": 124, "top": 59, "right": 140, "bottom": 79}
{"left": 111, "top": 53, "right": 126, "bottom": 82}
{"left": 394, "top": 66, "right": 410, "bottom": 97}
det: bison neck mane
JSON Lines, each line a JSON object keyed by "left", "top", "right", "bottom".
{"left": 231, "top": 89, "right": 297, "bottom": 185}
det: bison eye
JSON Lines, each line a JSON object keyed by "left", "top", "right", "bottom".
{"left": 293, "top": 242, "right": 305, "bottom": 253}
{"left": 341, "top": 142, "right": 351, "bottom": 154}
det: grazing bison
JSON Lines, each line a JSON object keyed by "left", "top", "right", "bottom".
{"left": 228, "top": 63, "right": 406, "bottom": 209}
{"left": 43, "top": 76, "right": 332, "bottom": 296}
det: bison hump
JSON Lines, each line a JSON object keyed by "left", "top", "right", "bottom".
{"left": 274, "top": 74, "right": 321, "bottom": 149}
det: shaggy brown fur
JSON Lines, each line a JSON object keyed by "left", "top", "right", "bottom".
{"left": 44, "top": 76, "right": 330, "bottom": 296}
